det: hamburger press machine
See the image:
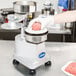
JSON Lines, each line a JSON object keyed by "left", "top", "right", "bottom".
{"left": 12, "top": 1, "right": 52, "bottom": 75}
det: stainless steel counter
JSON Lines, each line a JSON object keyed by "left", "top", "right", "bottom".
{"left": 0, "top": 40, "right": 76, "bottom": 76}
{"left": 48, "top": 28, "right": 71, "bottom": 34}
{"left": 0, "top": 23, "right": 72, "bottom": 41}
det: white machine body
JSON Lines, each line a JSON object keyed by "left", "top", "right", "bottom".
{"left": 14, "top": 34, "right": 50, "bottom": 69}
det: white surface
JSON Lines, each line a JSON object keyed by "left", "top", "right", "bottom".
{"left": 0, "top": 40, "right": 76, "bottom": 76}
{"left": 25, "top": 28, "right": 48, "bottom": 34}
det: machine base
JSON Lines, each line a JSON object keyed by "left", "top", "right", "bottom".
{"left": 13, "top": 58, "right": 51, "bottom": 75}
{"left": 13, "top": 34, "right": 52, "bottom": 75}
{"left": 13, "top": 54, "right": 51, "bottom": 69}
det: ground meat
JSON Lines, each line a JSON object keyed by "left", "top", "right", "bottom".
{"left": 32, "top": 22, "right": 41, "bottom": 31}
{"left": 65, "top": 62, "right": 76, "bottom": 76}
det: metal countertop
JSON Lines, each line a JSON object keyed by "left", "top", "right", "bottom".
{"left": 0, "top": 40, "right": 76, "bottom": 76}
{"left": 0, "top": 23, "right": 71, "bottom": 34}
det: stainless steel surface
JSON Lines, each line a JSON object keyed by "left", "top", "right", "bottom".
{"left": 0, "top": 40, "right": 76, "bottom": 76}
{"left": 0, "top": 23, "right": 72, "bottom": 34}
{"left": 13, "top": 1, "right": 36, "bottom": 14}
{"left": 25, "top": 27, "right": 48, "bottom": 43}
{"left": 25, "top": 34, "right": 47, "bottom": 43}
{"left": 48, "top": 28, "right": 71, "bottom": 34}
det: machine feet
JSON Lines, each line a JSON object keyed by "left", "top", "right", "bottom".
{"left": 45, "top": 61, "right": 52, "bottom": 66}
{"left": 13, "top": 59, "right": 19, "bottom": 65}
{"left": 12, "top": 59, "right": 51, "bottom": 75}
{"left": 29, "top": 69, "right": 36, "bottom": 75}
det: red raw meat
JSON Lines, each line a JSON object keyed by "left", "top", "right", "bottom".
{"left": 32, "top": 22, "right": 41, "bottom": 31}
{"left": 65, "top": 62, "right": 76, "bottom": 76}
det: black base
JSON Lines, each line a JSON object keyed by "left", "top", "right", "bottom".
{"left": 45, "top": 61, "right": 52, "bottom": 66}
{"left": 29, "top": 69, "right": 36, "bottom": 75}
{"left": 12, "top": 60, "right": 52, "bottom": 75}
{"left": 13, "top": 59, "right": 19, "bottom": 65}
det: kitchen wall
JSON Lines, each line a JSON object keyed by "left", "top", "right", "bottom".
{"left": 0, "top": 0, "right": 58, "bottom": 11}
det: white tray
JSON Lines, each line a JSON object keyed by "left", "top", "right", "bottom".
{"left": 61, "top": 61, "right": 76, "bottom": 76}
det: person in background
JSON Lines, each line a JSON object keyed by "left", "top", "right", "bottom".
{"left": 28, "top": 0, "right": 75, "bottom": 30}
{"left": 28, "top": 10, "right": 76, "bottom": 29}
